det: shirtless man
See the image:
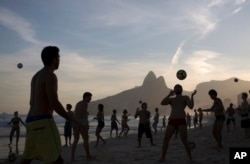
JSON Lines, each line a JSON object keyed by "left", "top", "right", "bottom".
{"left": 201, "top": 89, "right": 225, "bottom": 149}
{"left": 21, "top": 46, "right": 80, "bottom": 164}
{"left": 225, "top": 103, "right": 236, "bottom": 132}
{"left": 134, "top": 102, "right": 154, "bottom": 148}
{"left": 71, "top": 92, "right": 93, "bottom": 161}
{"left": 159, "top": 84, "right": 196, "bottom": 162}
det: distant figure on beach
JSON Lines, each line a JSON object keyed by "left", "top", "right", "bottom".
{"left": 201, "top": 89, "right": 225, "bottom": 149}
{"left": 225, "top": 103, "right": 236, "bottom": 132}
{"left": 134, "top": 102, "right": 155, "bottom": 148}
{"left": 8, "top": 111, "right": 25, "bottom": 146}
{"left": 93, "top": 103, "right": 106, "bottom": 147}
{"left": 119, "top": 109, "right": 130, "bottom": 137}
{"left": 64, "top": 104, "right": 74, "bottom": 146}
{"left": 193, "top": 109, "right": 198, "bottom": 128}
{"left": 239, "top": 93, "right": 250, "bottom": 138}
{"left": 198, "top": 108, "right": 203, "bottom": 128}
{"left": 110, "top": 109, "right": 120, "bottom": 138}
{"left": 152, "top": 108, "right": 160, "bottom": 134}
{"left": 159, "top": 84, "right": 196, "bottom": 162}
{"left": 71, "top": 92, "right": 94, "bottom": 161}
{"left": 160, "top": 115, "right": 166, "bottom": 131}
{"left": 21, "top": 46, "right": 80, "bottom": 164}
{"left": 186, "top": 112, "right": 191, "bottom": 130}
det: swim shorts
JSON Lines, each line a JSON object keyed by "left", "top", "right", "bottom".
{"left": 138, "top": 123, "right": 152, "bottom": 138}
{"left": 168, "top": 118, "right": 187, "bottom": 129}
{"left": 97, "top": 121, "right": 105, "bottom": 129}
{"left": 22, "top": 115, "right": 61, "bottom": 163}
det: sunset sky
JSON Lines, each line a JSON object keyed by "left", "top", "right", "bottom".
{"left": 0, "top": 0, "right": 250, "bottom": 114}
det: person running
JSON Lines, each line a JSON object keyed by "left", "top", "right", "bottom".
{"left": 93, "top": 103, "right": 106, "bottom": 147}
{"left": 119, "top": 109, "right": 130, "bottom": 137}
{"left": 239, "top": 92, "right": 250, "bottom": 138}
{"left": 64, "top": 104, "right": 74, "bottom": 146}
{"left": 201, "top": 89, "right": 225, "bottom": 150}
{"left": 225, "top": 103, "right": 236, "bottom": 132}
{"left": 134, "top": 102, "right": 155, "bottom": 148}
{"left": 110, "top": 109, "right": 120, "bottom": 138}
{"left": 8, "top": 111, "right": 25, "bottom": 146}
{"left": 152, "top": 108, "right": 160, "bottom": 134}
{"left": 193, "top": 109, "right": 198, "bottom": 128}
{"left": 160, "top": 115, "right": 166, "bottom": 131}
{"left": 198, "top": 108, "right": 203, "bottom": 128}
{"left": 159, "top": 84, "right": 197, "bottom": 162}
{"left": 71, "top": 92, "right": 94, "bottom": 161}
{"left": 21, "top": 46, "right": 80, "bottom": 164}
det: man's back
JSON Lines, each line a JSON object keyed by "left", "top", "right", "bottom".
{"left": 28, "top": 69, "right": 55, "bottom": 117}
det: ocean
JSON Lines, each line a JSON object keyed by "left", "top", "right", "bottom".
{"left": 0, "top": 113, "right": 145, "bottom": 160}
{"left": 0, "top": 113, "right": 212, "bottom": 161}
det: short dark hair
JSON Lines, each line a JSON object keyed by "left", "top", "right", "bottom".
{"left": 41, "top": 46, "right": 59, "bottom": 66}
{"left": 83, "top": 92, "right": 92, "bottom": 99}
{"left": 208, "top": 89, "right": 217, "bottom": 96}
{"left": 242, "top": 92, "right": 248, "bottom": 98}
{"left": 98, "top": 104, "right": 104, "bottom": 111}
{"left": 66, "top": 104, "right": 72, "bottom": 110}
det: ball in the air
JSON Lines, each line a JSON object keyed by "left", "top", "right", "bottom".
{"left": 234, "top": 78, "right": 238, "bottom": 82}
{"left": 176, "top": 69, "right": 187, "bottom": 80}
{"left": 17, "top": 63, "right": 23, "bottom": 69}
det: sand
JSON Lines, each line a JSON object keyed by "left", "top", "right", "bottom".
{"left": 5, "top": 115, "right": 250, "bottom": 164}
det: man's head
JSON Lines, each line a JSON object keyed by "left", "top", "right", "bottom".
{"left": 41, "top": 46, "right": 60, "bottom": 69}
{"left": 208, "top": 89, "right": 217, "bottom": 99}
{"left": 141, "top": 102, "right": 147, "bottom": 110}
{"left": 83, "top": 92, "right": 92, "bottom": 102}
{"left": 174, "top": 84, "right": 183, "bottom": 95}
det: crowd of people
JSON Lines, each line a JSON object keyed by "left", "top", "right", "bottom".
{"left": 7, "top": 46, "right": 250, "bottom": 163}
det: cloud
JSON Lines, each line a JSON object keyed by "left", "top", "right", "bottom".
{"left": 171, "top": 41, "right": 185, "bottom": 65}
{"left": 185, "top": 51, "right": 220, "bottom": 75}
{"left": 0, "top": 7, "right": 43, "bottom": 45}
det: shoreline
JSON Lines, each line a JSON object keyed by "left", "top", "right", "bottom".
{"left": 1, "top": 115, "right": 250, "bottom": 164}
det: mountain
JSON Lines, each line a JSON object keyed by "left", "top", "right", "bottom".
{"left": 88, "top": 71, "right": 250, "bottom": 116}
{"left": 88, "top": 71, "right": 171, "bottom": 115}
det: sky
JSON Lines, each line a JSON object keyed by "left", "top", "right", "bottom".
{"left": 0, "top": 0, "right": 250, "bottom": 114}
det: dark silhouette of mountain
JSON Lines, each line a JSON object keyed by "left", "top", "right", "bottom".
{"left": 89, "top": 72, "right": 250, "bottom": 116}
{"left": 88, "top": 71, "right": 171, "bottom": 115}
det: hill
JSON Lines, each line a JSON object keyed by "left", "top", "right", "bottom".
{"left": 88, "top": 71, "right": 250, "bottom": 116}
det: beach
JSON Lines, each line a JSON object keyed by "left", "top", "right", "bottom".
{"left": 1, "top": 114, "right": 250, "bottom": 164}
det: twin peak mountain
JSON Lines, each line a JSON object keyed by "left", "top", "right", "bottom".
{"left": 89, "top": 71, "right": 250, "bottom": 115}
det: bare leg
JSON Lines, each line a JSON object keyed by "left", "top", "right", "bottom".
{"left": 159, "top": 125, "right": 176, "bottom": 162}
{"left": 71, "top": 128, "right": 80, "bottom": 161}
{"left": 179, "top": 125, "right": 192, "bottom": 161}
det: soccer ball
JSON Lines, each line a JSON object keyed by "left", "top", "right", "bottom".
{"left": 189, "top": 141, "right": 196, "bottom": 150}
{"left": 17, "top": 63, "right": 23, "bottom": 69}
{"left": 176, "top": 69, "right": 187, "bottom": 80}
{"left": 234, "top": 78, "right": 238, "bottom": 82}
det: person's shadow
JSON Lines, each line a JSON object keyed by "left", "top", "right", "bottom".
{"left": 8, "top": 145, "right": 19, "bottom": 162}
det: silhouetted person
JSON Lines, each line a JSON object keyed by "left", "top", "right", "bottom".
{"left": 21, "top": 46, "right": 80, "bottom": 164}
{"left": 201, "top": 89, "right": 225, "bottom": 150}
{"left": 135, "top": 102, "right": 154, "bottom": 148}
{"left": 64, "top": 104, "right": 74, "bottom": 146}
{"left": 71, "top": 92, "right": 94, "bottom": 161}
{"left": 239, "top": 92, "right": 250, "bottom": 138}
{"left": 152, "top": 108, "right": 159, "bottom": 134}
{"left": 119, "top": 109, "right": 130, "bottom": 137}
{"left": 159, "top": 84, "right": 196, "bottom": 162}
{"left": 225, "top": 103, "right": 236, "bottom": 132}
{"left": 110, "top": 109, "right": 120, "bottom": 137}
{"left": 93, "top": 103, "right": 106, "bottom": 147}
{"left": 8, "top": 111, "right": 25, "bottom": 146}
